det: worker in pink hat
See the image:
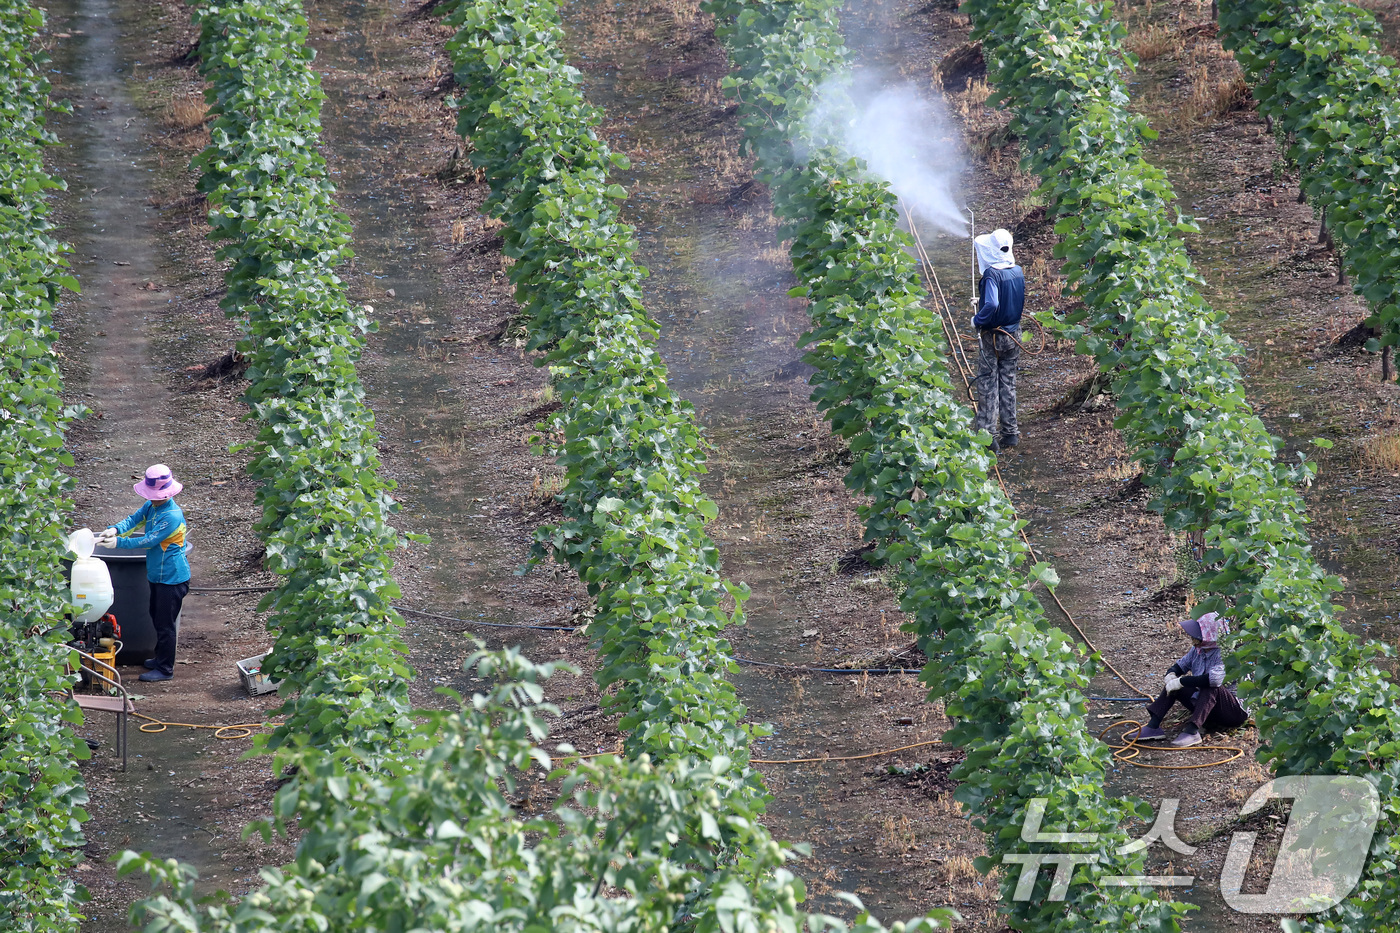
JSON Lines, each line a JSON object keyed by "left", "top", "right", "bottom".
{"left": 94, "top": 464, "right": 190, "bottom": 682}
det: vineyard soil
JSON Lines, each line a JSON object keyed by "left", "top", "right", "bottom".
{"left": 39, "top": 0, "right": 1399, "bottom": 929}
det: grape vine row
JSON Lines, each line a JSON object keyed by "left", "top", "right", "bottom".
{"left": 1219, "top": 0, "right": 1400, "bottom": 361}
{"left": 441, "top": 0, "right": 762, "bottom": 799}
{"left": 192, "top": 0, "right": 414, "bottom": 761}
{"left": 0, "top": 2, "right": 90, "bottom": 929}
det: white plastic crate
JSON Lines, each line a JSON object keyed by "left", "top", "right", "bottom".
{"left": 236, "top": 653, "right": 276, "bottom": 696}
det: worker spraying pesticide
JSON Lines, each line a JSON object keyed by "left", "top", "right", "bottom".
{"left": 95, "top": 464, "right": 190, "bottom": 683}
{"left": 1137, "top": 612, "right": 1249, "bottom": 747}
{"left": 970, "top": 228, "right": 1024, "bottom": 452}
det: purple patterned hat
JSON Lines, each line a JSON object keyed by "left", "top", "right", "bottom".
{"left": 135, "top": 464, "right": 183, "bottom": 500}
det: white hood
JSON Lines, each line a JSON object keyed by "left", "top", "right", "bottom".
{"left": 974, "top": 228, "right": 1015, "bottom": 272}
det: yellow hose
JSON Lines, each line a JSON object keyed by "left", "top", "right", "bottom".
{"left": 135, "top": 713, "right": 273, "bottom": 740}
{"left": 1100, "top": 719, "right": 1245, "bottom": 769}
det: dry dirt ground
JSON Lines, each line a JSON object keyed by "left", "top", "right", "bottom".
{"left": 37, "top": 0, "right": 1400, "bottom": 929}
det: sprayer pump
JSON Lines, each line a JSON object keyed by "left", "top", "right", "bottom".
{"left": 70, "top": 613, "right": 121, "bottom": 654}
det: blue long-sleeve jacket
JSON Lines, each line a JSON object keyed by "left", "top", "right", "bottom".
{"left": 972, "top": 265, "right": 1026, "bottom": 330}
{"left": 114, "top": 499, "right": 191, "bottom": 584}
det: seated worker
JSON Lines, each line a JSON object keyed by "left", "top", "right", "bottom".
{"left": 1137, "top": 612, "right": 1248, "bottom": 747}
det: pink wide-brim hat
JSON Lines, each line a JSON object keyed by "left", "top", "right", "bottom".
{"left": 135, "top": 464, "right": 183, "bottom": 499}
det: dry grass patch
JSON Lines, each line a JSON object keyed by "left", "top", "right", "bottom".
{"left": 1209, "top": 68, "right": 1251, "bottom": 115}
{"left": 1360, "top": 432, "right": 1400, "bottom": 471}
{"left": 954, "top": 77, "right": 994, "bottom": 122}
{"left": 1127, "top": 23, "right": 1184, "bottom": 61}
{"left": 949, "top": 863, "right": 1001, "bottom": 904}
{"left": 1227, "top": 760, "right": 1273, "bottom": 805}
{"left": 943, "top": 854, "right": 980, "bottom": 882}
{"left": 1170, "top": 62, "right": 1248, "bottom": 127}
{"left": 1026, "top": 256, "right": 1064, "bottom": 303}
{"left": 527, "top": 471, "right": 565, "bottom": 505}
{"left": 931, "top": 791, "right": 965, "bottom": 818}
{"left": 879, "top": 813, "right": 920, "bottom": 855}
{"left": 165, "top": 92, "right": 208, "bottom": 131}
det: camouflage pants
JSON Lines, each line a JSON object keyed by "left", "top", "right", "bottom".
{"left": 973, "top": 325, "right": 1020, "bottom": 441}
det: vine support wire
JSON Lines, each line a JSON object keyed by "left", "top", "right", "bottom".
{"left": 901, "top": 198, "right": 978, "bottom": 399}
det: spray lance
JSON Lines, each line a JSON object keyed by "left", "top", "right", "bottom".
{"left": 968, "top": 208, "right": 978, "bottom": 324}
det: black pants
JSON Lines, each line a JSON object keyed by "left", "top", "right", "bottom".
{"left": 149, "top": 580, "right": 188, "bottom": 676}
{"left": 1147, "top": 684, "right": 1248, "bottom": 732}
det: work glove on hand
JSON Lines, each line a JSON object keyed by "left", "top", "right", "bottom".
{"left": 95, "top": 528, "right": 118, "bottom": 548}
{"left": 969, "top": 315, "right": 978, "bottom": 331}
{"left": 1164, "top": 673, "right": 1183, "bottom": 694}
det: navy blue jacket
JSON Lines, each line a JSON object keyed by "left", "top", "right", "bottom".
{"left": 973, "top": 265, "right": 1025, "bottom": 331}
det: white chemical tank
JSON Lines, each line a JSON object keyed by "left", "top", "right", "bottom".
{"left": 67, "top": 529, "right": 114, "bottom": 625}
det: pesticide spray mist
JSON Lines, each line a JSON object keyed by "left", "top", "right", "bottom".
{"left": 805, "top": 74, "right": 970, "bottom": 238}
